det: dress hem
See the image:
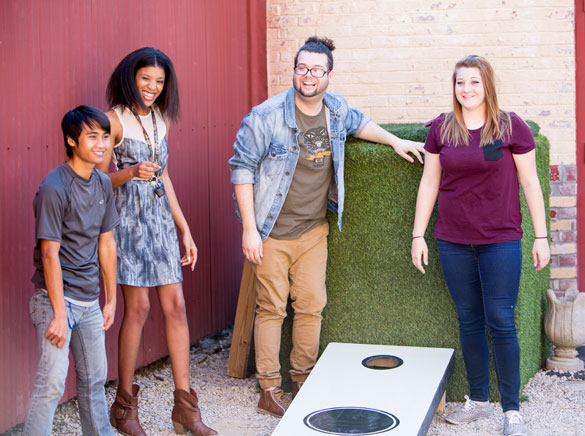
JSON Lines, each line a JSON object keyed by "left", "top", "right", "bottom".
{"left": 117, "top": 279, "right": 183, "bottom": 288}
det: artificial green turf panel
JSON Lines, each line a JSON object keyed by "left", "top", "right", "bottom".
{"left": 279, "top": 123, "right": 550, "bottom": 402}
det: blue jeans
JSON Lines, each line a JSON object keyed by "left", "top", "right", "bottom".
{"left": 436, "top": 239, "right": 522, "bottom": 412}
{"left": 23, "top": 290, "right": 114, "bottom": 436}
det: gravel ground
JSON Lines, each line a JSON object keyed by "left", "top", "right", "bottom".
{"left": 5, "top": 330, "right": 585, "bottom": 436}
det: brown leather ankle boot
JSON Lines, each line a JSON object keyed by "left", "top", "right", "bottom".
{"left": 257, "top": 386, "right": 290, "bottom": 417}
{"left": 292, "top": 381, "right": 304, "bottom": 400}
{"left": 109, "top": 384, "right": 146, "bottom": 436}
{"left": 171, "top": 388, "right": 217, "bottom": 435}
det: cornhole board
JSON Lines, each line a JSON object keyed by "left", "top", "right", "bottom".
{"left": 272, "top": 342, "right": 455, "bottom": 436}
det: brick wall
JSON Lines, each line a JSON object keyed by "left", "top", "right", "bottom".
{"left": 267, "top": 0, "right": 577, "bottom": 292}
{"left": 550, "top": 163, "right": 578, "bottom": 291}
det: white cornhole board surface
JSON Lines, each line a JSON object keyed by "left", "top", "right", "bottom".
{"left": 272, "top": 342, "right": 454, "bottom": 436}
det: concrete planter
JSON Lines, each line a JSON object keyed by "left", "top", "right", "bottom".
{"left": 544, "top": 289, "right": 585, "bottom": 372}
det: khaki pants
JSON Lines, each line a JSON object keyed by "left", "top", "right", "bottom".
{"left": 253, "top": 222, "right": 328, "bottom": 388}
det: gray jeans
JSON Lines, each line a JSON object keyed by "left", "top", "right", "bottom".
{"left": 23, "top": 290, "right": 114, "bottom": 436}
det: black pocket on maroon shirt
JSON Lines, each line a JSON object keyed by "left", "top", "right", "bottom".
{"left": 483, "top": 139, "right": 504, "bottom": 161}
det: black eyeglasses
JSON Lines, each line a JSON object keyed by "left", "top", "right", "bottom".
{"left": 294, "top": 65, "right": 329, "bottom": 78}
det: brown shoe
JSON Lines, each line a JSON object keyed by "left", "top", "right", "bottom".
{"left": 171, "top": 388, "right": 217, "bottom": 436}
{"left": 109, "top": 384, "right": 147, "bottom": 436}
{"left": 292, "top": 381, "right": 304, "bottom": 400}
{"left": 257, "top": 386, "right": 289, "bottom": 418}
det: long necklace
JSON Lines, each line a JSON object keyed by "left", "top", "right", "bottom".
{"left": 131, "top": 107, "right": 165, "bottom": 197}
{"left": 131, "top": 107, "right": 159, "bottom": 171}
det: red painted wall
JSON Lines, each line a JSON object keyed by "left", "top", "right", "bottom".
{"left": 0, "top": 0, "right": 266, "bottom": 431}
{"left": 577, "top": 0, "right": 585, "bottom": 292}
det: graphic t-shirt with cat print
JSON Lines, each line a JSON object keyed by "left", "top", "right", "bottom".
{"left": 270, "top": 104, "right": 333, "bottom": 240}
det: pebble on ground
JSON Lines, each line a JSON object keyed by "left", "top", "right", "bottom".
{"left": 5, "top": 330, "right": 585, "bottom": 436}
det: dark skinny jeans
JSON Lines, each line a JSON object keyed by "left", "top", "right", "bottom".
{"left": 437, "top": 238, "right": 522, "bottom": 412}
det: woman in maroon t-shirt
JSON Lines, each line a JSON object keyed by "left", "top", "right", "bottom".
{"left": 411, "top": 55, "right": 549, "bottom": 436}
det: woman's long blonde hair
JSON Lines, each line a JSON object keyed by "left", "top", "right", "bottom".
{"left": 441, "top": 55, "right": 511, "bottom": 147}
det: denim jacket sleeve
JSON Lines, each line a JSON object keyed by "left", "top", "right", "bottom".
{"left": 329, "top": 93, "right": 370, "bottom": 137}
{"left": 228, "top": 110, "right": 270, "bottom": 185}
{"left": 345, "top": 106, "right": 370, "bottom": 137}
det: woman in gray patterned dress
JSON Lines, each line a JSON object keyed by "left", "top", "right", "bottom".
{"left": 97, "top": 47, "right": 216, "bottom": 436}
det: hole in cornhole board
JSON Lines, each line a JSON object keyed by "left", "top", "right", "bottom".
{"left": 304, "top": 407, "right": 400, "bottom": 435}
{"left": 362, "top": 355, "right": 404, "bottom": 370}
{"left": 272, "top": 343, "right": 454, "bottom": 436}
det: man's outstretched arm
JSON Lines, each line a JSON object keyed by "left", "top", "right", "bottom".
{"left": 358, "top": 121, "right": 425, "bottom": 164}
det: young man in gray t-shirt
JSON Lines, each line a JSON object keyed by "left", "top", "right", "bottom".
{"left": 23, "top": 106, "right": 120, "bottom": 436}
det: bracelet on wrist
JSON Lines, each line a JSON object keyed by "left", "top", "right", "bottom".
{"left": 412, "top": 235, "right": 424, "bottom": 239}
{"left": 534, "top": 236, "right": 548, "bottom": 239}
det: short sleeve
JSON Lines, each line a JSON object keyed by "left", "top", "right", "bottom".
{"left": 329, "top": 93, "right": 370, "bottom": 137}
{"left": 509, "top": 112, "right": 536, "bottom": 155}
{"left": 424, "top": 115, "right": 443, "bottom": 154}
{"left": 98, "top": 172, "right": 120, "bottom": 233}
{"left": 344, "top": 107, "right": 370, "bottom": 137}
{"left": 33, "top": 184, "right": 67, "bottom": 243}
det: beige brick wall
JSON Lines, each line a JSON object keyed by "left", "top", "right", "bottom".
{"left": 267, "top": 0, "right": 578, "bottom": 291}
{"left": 267, "top": 0, "right": 575, "bottom": 165}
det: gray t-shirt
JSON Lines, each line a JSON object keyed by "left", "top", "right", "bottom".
{"left": 31, "top": 163, "right": 120, "bottom": 302}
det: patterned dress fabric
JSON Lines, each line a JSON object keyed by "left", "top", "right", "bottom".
{"left": 112, "top": 105, "right": 182, "bottom": 287}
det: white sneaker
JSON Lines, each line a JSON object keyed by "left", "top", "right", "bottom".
{"left": 445, "top": 395, "right": 493, "bottom": 425}
{"left": 504, "top": 411, "right": 528, "bottom": 436}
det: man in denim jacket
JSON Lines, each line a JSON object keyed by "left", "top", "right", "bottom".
{"left": 228, "top": 37, "right": 423, "bottom": 417}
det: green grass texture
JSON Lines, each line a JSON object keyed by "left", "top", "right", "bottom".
{"left": 279, "top": 121, "right": 550, "bottom": 402}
